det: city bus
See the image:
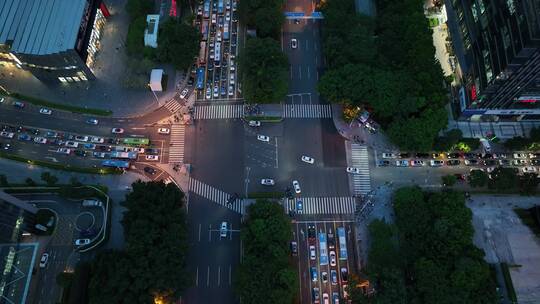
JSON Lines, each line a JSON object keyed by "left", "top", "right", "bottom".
{"left": 199, "top": 41, "right": 207, "bottom": 65}
{"left": 214, "top": 42, "right": 221, "bottom": 66}
{"left": 111, "top": 151, "right": 138, "bottom": 160}
{"left": 203, "top": 0, "right": 210, "bottom": 18}
{"left": 196, "top": 67, "right": 205, "bottom": 90}
{"left": 102, "top": 160, "right": 130, "bottom": 169}
{"left": 319, "top": 232, "right": 328, "bottom": 265}
{"left": 223, "top": 22, "right": 229, "bottom": 40}
{"left": 201, "top": 20, "right": 209, "bottom": 40}
{"left": 337, "top": 227, "right": 348, "bottom": 260}
{"left": 121, "top": 138, "right": 149, "bottom": 146}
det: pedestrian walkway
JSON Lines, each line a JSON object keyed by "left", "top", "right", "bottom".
{"left": 164, "top": 99, "right": 183, "bottom": 113}
{"left": 189, "top": 178, "right": 247, "bottom": 214}
{"left": 350, "top": 144, "right": 371, "bottom": 195}
{"left": 194, "top": 104, "right": 244, "bottom": 119}
{"left": 282, "top": 104, "right": 332, "bottom": 118}
{"left": 286, "top": 197, "right": 356, "bottom": 215}
{"left": 168, "top": 124, "right": 185, "bottom": 163}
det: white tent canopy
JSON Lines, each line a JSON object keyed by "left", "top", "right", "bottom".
{"left": 149, "top": 69, "right": 163, "bottom": 92}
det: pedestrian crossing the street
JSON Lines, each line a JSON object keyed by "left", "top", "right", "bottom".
{"left": 164, "top": 99, "right": 183, "bottom": 113}
{"left": 282, "top": 104, "right": 332, "bottom": 118}
{"left": 168, "top": 124, "right": 185, "bottom": 163}
{"left": 350, "top": 144, "right": 371, "bottom": 195}
{"left": 189, "top": 178, "right": 248, "bottom": 214}
{"left": 194, "top": 104, "right": 244, "bottom": 120}
{"left": 286, "top": 197, "right": 356, "bottom": 215}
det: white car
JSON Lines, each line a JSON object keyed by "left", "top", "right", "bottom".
{"left": 39, "top": 108, "right": 52, "bottom": 115}
{"left": 206, "top": 87, "right": 212, "bottom": 99}
{"left": 220, "top": 222, "right": 228, "bottom": 238}
{"left": 213, "top": 86, "right": 219, "bottom": 98}
{"left": 261, "top": 179, "right": 275, "bottom": 186}
{"left": 430, "top": 160, "right": 444, "bottom": 167}
{"left": 291, "top": 38, "right": 297, "bottom": 49}
{"left": 65, "top": 141, "right": 78, "bottom": 148}
{"left": 86, "top": 118, "right": 98, "bottom": 125}
{"left": 330, "top": 251, "right": 337, "bottom": 266}
{"left": 301, "top": 156, "right": 315, "bottom": 164}
{"left": 90, "top": 136, "right": 104, "bottom": 143}
{"left": 158, "top": 128, "right": 170, "bottom": 134}
{"left": 346, "top": 167, "right": 361, "bottom": 174}
{"left": 33, "top": 137, "right": 47, "bottom": 144}
{"left": 230, "top": 74, "right": 235, "bottom": 85}
{"left": 309, "top": 245, "right": 316, "bottom": 260}
{"left": 257, "top": 135, "right": 270, "bottom": 142}
{"left": 74, "top": 238, "right": 91, "bottom": 246}
{"left": 248, "top": 120, "right": 261, "bottom": 127}
{"left": 93, "top": 152, "right": 106, "bottom": 158}
{"left": 513, "top": 159, "right": 527, "bottom": 166}
{"left": 180, "top": 88, "right": 189, "bottom": 99}
{"left": 381, "top": 153, "right": 395, "bottom": 158}
{"left": 410, "top": 160, "right": 425, "bottom": 167}
{"left": 39, "top": 253, "right": 49, "bottom": 268}
{"left": 396, "top": 160, "right": 409, "bottom": 167}
{"left": 56, "top": 148, "right": 71, "bottom": 154}
{"left": 111, "top": 128, "right": 124, "bottom": 134}
{"left": 292, "top": 180, "right": 301, "bottom": 194}
{"left": 146, "top": 155, "right": 159, "bottom": 161}
{"left": 228, "top": 86, "right": 234, "bottom": 96}
{"left": 523, "top": 166, "right": 537, "bottom": 173}
{"left": 514, "top": 153, "right": 528, "bottom": 159}
{"left": 75, "top": 135, "right": 89, "bottom": 142}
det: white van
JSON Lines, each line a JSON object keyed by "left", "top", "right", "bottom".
{"left": 480, "top": 138, "right": 492, "bottom": 153}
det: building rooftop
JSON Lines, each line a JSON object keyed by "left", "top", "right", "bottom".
{"left": 0, "top": 0, "right": 86, "bottom": 55}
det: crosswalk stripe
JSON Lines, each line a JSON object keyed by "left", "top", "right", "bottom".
{"left": 287, "top": 197, "right": 356, "bottom": 215}
{"left": 194, "top": 104, "right": 244, "bottom": 120}
{"left": 188, "top": 178, "right": 249, "bottom": 214}
{"left": 350, "top": 144, "right": 371, "bottom": 195}
{"left": 164, "top": 99, "right": 184, "bottom": 113}
{"left": 168, "top": 124, "right": 185, "bottom": 163}
{"left": 283, "top": 104, "right": 332, "bottom": 118}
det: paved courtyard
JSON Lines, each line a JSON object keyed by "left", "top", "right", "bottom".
{"left": 468, "top": 195, "right": 540, "bottom": 304}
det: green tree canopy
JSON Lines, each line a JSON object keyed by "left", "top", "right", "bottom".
{"left": 88, "top": 181, "right": 189, "bottom": 303}
{"left": 519, "top": 173, "right": 540, "bottom": 195}
{"left": 238, "top": 0, "right": 283, "bottom": 39}
{"left": 488, "top": 167, "right": 518, "bottom": 191}
{"left": 239, "top": 37, "right": 289, "bottom": 104}
{"left": 236, "top": 199, "right": 297, "bottom": 304}
{"left": 156, "top": 20, "right": 200, "bottom": 71}
{"left": 468, "top": 169, "right": 488, "bottom": 188}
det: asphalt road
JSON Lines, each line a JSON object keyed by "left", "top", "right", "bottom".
{"left": 183, "top": 196, "right": 242, "bottom": 304}
{"left": 294, "top": 220, "right": 356, "bottom": 304}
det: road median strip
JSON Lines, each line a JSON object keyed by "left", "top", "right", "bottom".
{"left": 7, "top": 92, "right": 113, "bottom": 116}
{"left": 0, "top": 152, "right": 122, "bottom": 174}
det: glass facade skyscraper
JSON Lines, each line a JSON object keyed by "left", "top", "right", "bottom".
{"left": 445, "top": 0, "right": 540, "bottom": 120}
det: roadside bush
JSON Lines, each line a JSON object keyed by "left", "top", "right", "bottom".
{"left": 41, "top": 172, "right": 59, "bottom": 186}
{"left": 0, "top": 174, "right": 8, "bottom": 186}
{"left": 25, "top": 178, "right": 36, "bottom": 186}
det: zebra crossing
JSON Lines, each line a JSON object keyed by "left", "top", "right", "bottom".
{"left": 164, "top": 99, "right": 183, "bottom": 113}
{"left": 194, "top": 104, "right": 244, "bottom": 119}
{"left": 350, "top": 144, "right": 371, "bottom": 195}
{"left": 189, "top": 178, "right": 248, "bottom": 214}
{"left": 168, "top": 124, "right": 185, "bottom": 163}
{"left": 282, "top": 104, "right": 332, "bottom": 118}
{"left": 287, "top": 197, "right": 356, "bottom": 215}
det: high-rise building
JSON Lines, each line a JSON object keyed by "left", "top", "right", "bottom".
{"left": 0, "top": 0, "right": 110, "bottom": 83}
{"left": 445, "top": 0, "right": 540, "bottom": 120}
{"left": 0, "top": 191, "right": 38, "bottom": 243}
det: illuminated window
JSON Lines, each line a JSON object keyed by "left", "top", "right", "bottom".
{"left": 65, "top": 77, "right": 73, "bottom": 82}
{"left": 80, "top": 75, "right": 88, "bottom": 81}
{"left": 73, "top": 77, "right": 80, "bottom": 82}
{"left": 58, "top": 77, "right": 67, "bottom": 82}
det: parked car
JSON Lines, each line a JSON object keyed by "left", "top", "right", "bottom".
{"left": 429, "top": 160, "right": 444, "bottom": 167}
{"left": 513, "top": 159, "right": 528, "bottom": 166}
{"left": 56, "top": 148, "right": 71, "bottom": 154}
{"left": 410, "top": 160, "right": 425, "bottom": 167}
{"left": 396, "top": 160, "right": 409, "bottom": 167}
{"left": 446, "top": 159, "right": 461, "bottom": 166}
{"left": 514, "top": 153, "right": 528, "bottom": 159}
{"left": 378, "top": 160, "right": 390, "bottom": 166}
{"left": 464, "top": 159, "right": 479, "bottom": 166}
{"left": 146, "top": 155, "right": 159, "bottom": 161}
{"left": 261, "top": 179, "right": 275, "bottom": 186}
{"left": 301, "top": 155, "right": 315, "bottom": 164}
{"left": 382, "top": 153, "right": 395, "bottom": 158}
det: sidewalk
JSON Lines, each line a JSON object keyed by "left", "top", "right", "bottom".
{"left": 331, "top": 104, "right": 397, "bottom": 152}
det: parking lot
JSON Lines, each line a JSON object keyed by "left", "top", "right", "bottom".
{"left": 292, "top": 220, "right": 356, "bottom": 304}
{"left": 193, "top": 0, "right": 240, "bottom": 101}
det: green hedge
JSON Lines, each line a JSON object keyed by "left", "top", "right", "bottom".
{"left": 501, "top": 263, "right": 518, "bottom": 303}
{"left": 247, "top": 191, "right": 284, "bottom": 199}
{"left": 9, "top": 92, "right": 112, "bottom": 116}
{"left": 0, "top": 152, "right": 122, "bottom": 175}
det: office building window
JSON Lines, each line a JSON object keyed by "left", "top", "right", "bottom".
{"left": 58, "top": 77, "right": 67, "bottom": 82}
